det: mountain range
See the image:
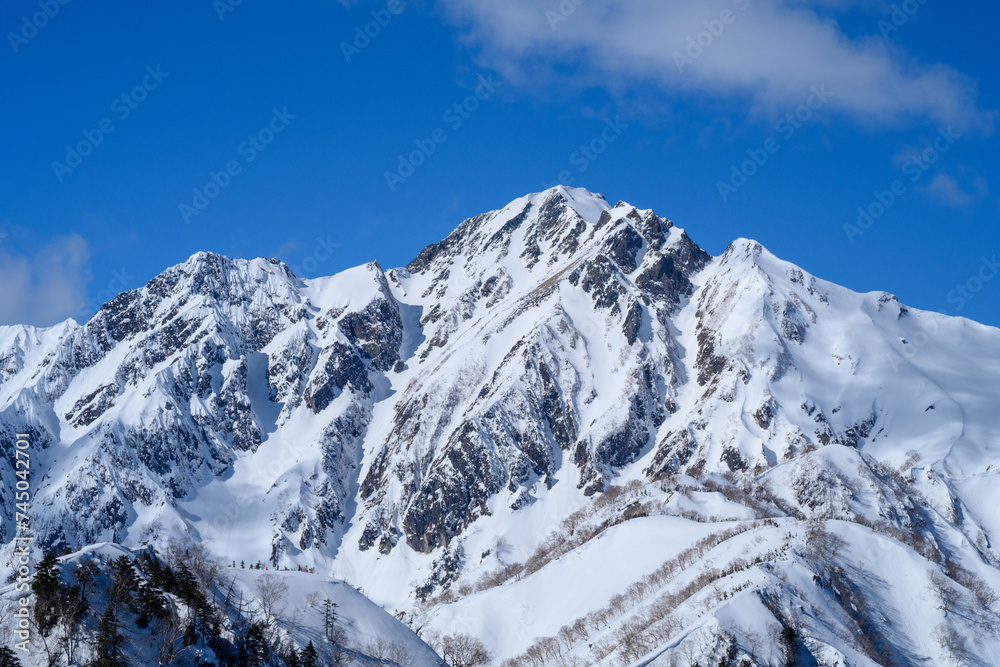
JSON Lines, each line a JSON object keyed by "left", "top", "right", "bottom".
{"left": 3, "top": 185, "right": 1000, "bottom": 666}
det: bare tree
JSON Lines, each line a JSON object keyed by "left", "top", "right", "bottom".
{"left": 56, "top": 592, "right": 87, "bottom": 665}
{"left": 557, "top": 625, "right": 575, "bottom": 651}
{"left": 386, "top": 640, "right": 413, "bottom": 666}
{"left": 255, "top": 573, "right": 289, "bottom": 625}
{"left": 678, "top": 637, "right": 702, "bottom": 667}
{"left": 803, "top": 518, "right": 846, "bottom": 564}
{"left": 743, "top": 630, "right": 764, "bottom": 664}
{"left": 440, "top": 632, "right": 494, "bottom": 667}
{"left": 27, "top": 606, "right": 59, "bottom": 667}
{"left": 586, "top": 608, "right": 610, "bottom": 631}
{"left": 494, "top": 536, "right": 513, "bottom": 560}
{"left": 0, "top": 599, "right": 13, "bottom": 646}
{"left": 946, "top": 563, "right": 1000, "bottom": 609}
{"left": 540, "top": 636, "right": 560, "bottom": 661}
{"left": 320, "top": 637, "right": 352, "bottom": 667}
{"left": 934, "top": 624, "right": 968, "bottom": 664}
{"left": 166, "top": 540, "right": 224, "bottom": 592}
{"left": 75, "top": 559, "right": 100, "bottom": 603}
{"left": 899, "top": 449, "right": 922, "bottom": 473}
{"left": 148, "top": 609, "right": 187, "bottom": 667}
{"left": 930, "top": 571, "right": 963, "bottom": 617}
{"left": 608, "top": 593, "right": 629, "bottom": 616}
{"left": 969, "top": 576, "right": 1000, "bottom": 609}
{"left": 284, "top": 605, "right": 303, "bottom": 637}
{"left": 616, "top": 626, "right": 650, "bottom": 665}
{"left": 366, "top": 637, "right": 412, "bottom": 665}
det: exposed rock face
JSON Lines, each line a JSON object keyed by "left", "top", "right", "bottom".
{"left": 0, "top": 254, "right": 402, "bottom": 562}
{"left": 354, "top": 189, "right": 714, "bottom": 553}
{"left": 3, "top": 185, "right": 1000, "bottom": 624}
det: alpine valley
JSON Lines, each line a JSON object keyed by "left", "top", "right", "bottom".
{"left": 2, "top": 186, "right": 1000, "bottom": 666}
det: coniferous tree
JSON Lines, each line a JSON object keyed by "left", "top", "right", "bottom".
{"left": 110, "top": 556, "right": 139, "bottom": 608}
{"left": 175, "top": 565, "right": 198, "bottom": 600}
{"left": 133, "top": 580, "right": 168, "bottom": 629}
{"left": 143, "top": 551, "right": 164, "bottom": 579}
{"left": 165, "top": 564, "right": 178, "bottom": 590}
{"left": 58, "top": 581, "right": 88, "bottom": 651}
{"left": 94, "top": 606, "right": 126, "bottom": 667}
{"left": 137, "top": 551, "right": 157, "bottom": 578}
{"left": 184, "top": 620, "right": 198, "bottom": 648}
{"left": 58, "top": 583, "right": 88, "bottom": 625}
{"left": 0, "top": 646, "right": 23, "bottom": 667}
{"left": 300, "top": 641, "right": 318, "bottom": 667}
{"left": 75, "top": 559, "right": 99, "bottom": 606}
{"left": 156, "top": 563, "right": 178, "bottom": 592}
{"left": 172, "top": 563, "right": 210, "bottom": 621}
{"left": 33, "top": 551, "right": 61, "bottom": 636}
{"left": 322, "top": 599, "right": 339, "bottom": 643}
{"left": 196, "top": 600, "right": 220, "bottom": 646}
{"left": 241, "top": 622, "right": 269, "bottom": 667}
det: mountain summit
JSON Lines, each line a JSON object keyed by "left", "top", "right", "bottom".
{"left": 4, "top": 186, "right": 1000, "bottom": 665}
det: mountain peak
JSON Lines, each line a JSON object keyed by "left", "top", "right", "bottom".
{"left": 402, "top": 186, "right": 697, "bottom": 291}
{"left": 532, "top": 184, "right": 610, "bottom": 224}
{"left": 175, "top": 250, "right": 297, "bottom": 281}
{"left": 725, "top": 237, "right": 765, "bottom": 255}
{"left": 8, "top": 188, "right": 1000, "bottom": 667}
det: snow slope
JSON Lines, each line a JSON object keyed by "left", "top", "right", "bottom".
{"left": 0, "top": 543, "right": 440, "bottom": 666}
{"left": 2, "top": 186, "right": 1000, "bottom": 665}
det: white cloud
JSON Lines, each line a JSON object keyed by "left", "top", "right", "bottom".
{"left": 925, "top": 173, "right": 975, "bottom": 209}
{"left": 0, "top": 234, "right": 91, "bottom": 327}
{"left": 438, "top": 0, "right": 990, "bottom": 129}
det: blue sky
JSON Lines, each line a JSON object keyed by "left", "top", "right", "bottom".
{"left": 1, "top": 0, "right": 998, "bottom": 328}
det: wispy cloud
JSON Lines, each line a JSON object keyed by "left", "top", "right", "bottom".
{"left": 925, "top": 173, "right": 988, "bottom": 209}
{"left": 926, "top": 174, "right": 973, "bottom": 208}
{"left": 438, "top": 0, "right": 991, "bottom": 130}
{"left": 0, "top": 233, "right": 91, "bottom": 327}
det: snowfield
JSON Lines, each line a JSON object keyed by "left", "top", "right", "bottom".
{"left": 0, "top": 543, "right": 441, "bottom": 666}
{"left": 2, "top": 186, "right": 1000, "bottom": 665}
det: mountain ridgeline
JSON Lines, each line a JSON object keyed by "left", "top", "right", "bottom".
{"left": 4, "top": 186, "right": 1000, "bottom": 666}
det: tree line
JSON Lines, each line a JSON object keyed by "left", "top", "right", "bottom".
{"left": 3, "top": 545, "right": 416, "bottom": 667}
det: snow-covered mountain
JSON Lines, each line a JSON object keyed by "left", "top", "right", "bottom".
{"left": 4, "top": 185, "right": 1000, "bottom": 665}
{"left": 0, "top": 543, "right": 441, "bottom": 666}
